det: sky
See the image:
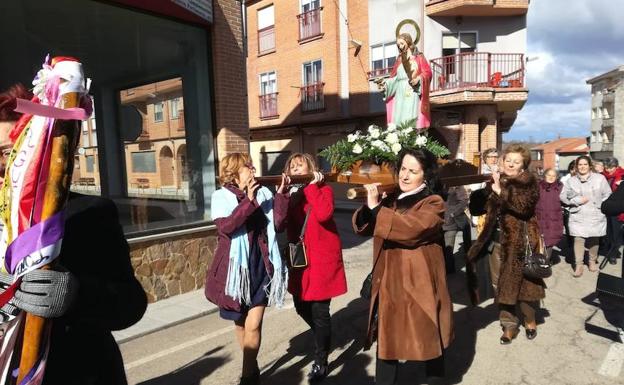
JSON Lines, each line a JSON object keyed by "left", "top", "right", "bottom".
{"left": 503, "top": 0, "right": 624, "bottom": 142}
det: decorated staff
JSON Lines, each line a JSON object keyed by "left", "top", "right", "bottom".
{"left": 0, "top": 56, "right": 92, "bottom": 384}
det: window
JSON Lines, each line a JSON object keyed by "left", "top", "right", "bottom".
{"left": 131, "top": 151, "right": 157, "bottom": 173}
{"left": 258, "top": 5, "right": 275, "bottom": 54}
{"left": 154, "top": 102, "right": 164, "bottom": 122}
{"left": 5, "top": 1, "right": 215, "bottom": 235}
{"left": 260, "top": 151, "right": 291, "bottom": 175}
{"left": 301, "top": 0, "right": 320, "bottom": 13}
{"left": 298, "top": 0, "right": 322, "bottom": 41}
{"left": 259, "top": 71, "right": 278, "bottom": 118}
{"left": 170, "top": 98, "right": 181, "bottom": 119}
{"left": 441, "top": 32, "right": 477, "bottom": 77}
{"left": 370, "top": 43, "right": 397, "bottom": 78}
{"left": 301, "top": 60, "right": 324, "bottom": 112}
{"left": 86, "top": 155, "right": 95, "bottom": 172}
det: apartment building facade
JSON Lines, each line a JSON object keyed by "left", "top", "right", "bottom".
{"left": 586, "top": 65, "right": 624, "bottom": 161}
{"left": 245, "top": 0, "right": 529, "bottom": 173}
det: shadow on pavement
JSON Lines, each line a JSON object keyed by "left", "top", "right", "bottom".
{"left": 262, "top": 297, "right": 374, "bottom": 384}
{"left": 136, "top": 346, "right": 229, "bottom": 385}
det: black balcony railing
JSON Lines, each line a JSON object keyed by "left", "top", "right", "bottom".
{"left": 300, "top": 83, "right": 324, "bottom": 112}
{"left": 430, "top": 52, "right": 525, "bottom": 92}
{"left": 297, "top": 7, "right": 322, "bottom": 41}
{"left": 258, "top": 25, "right": 275, "bottom": 55}
{"left": 259, "top": 93, "right": 278, "bottom": 119}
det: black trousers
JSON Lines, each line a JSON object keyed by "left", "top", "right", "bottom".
{"left": 375, "top": 355, "right": 445, "bottom": 385}
{"left": 293, "top": 297, "right": 331, "bottom": 365}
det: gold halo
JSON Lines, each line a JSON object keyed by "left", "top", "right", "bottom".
{"left": 395, "top": 19, "right": 421, "bottom": 45}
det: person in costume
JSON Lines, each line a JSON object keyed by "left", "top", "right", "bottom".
{"left": 0, "top": 82, "right": 147, "bottom": 385}
{"left": 377, "top": 32, "right": 432, "bottom": 131}
{"left": 274, "top": 153, "right": 347, "bottom": 382}
{"left": 353, "top": 148, "right": 453, "bottom": 384}
{"left": 467, "top": 145, "right": 545, "bottom": 344}
{"left": 204, "top": 153, "right": 289, "bottom": 385}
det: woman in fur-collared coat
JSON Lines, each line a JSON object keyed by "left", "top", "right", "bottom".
{"left": 353, "top": 148, "right": 453, "bottom": 385}
{"left": 467, "top": 144, "right": 545, "bottom": 345}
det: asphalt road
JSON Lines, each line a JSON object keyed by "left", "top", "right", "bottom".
{"left": 120, "top": 212, "right": 624, "bottom": 385}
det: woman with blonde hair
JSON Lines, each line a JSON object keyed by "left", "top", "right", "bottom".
{"left": 468, "top": 145, "right": 545, "bottom": 344}
{"left": 275, "top": 152, "right": 347, "bottom": 381}
{"left": 205, "top": 153, "right": 289, "bottom": 385}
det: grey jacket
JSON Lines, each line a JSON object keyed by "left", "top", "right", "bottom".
{"left": 443, "top": 186, "right": 469, "bottom": 231}
{"left": 560, "top": 172, "right": 612, "bottom": 237}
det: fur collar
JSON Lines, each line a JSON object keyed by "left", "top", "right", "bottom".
{"left": 501, "top": 171, "right": 537, "bottom": 188}
{"left": 384, "top": 187, "right": 432, "bottom": 212}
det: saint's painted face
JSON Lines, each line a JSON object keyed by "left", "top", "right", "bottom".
{"left": 576, "top": 158, "right": 591, "bottom": 176}
{"left": 544, "top": 169, "right": 557, "bottom": 183}
{"left": 398, "top": 154, "right": 425, "bottom": 193}
{"left": 502, "top": 152, "right": 524, "bottom": 177}
{"left": 288, "top": 157, "right": 309, "bottom": 176}
{"left": 396, "top": 38, "right": 409, "bottom": 53}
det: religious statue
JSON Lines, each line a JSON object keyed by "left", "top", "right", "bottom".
{"left": 375, "top": 20, "right": 432, "bottom": 131}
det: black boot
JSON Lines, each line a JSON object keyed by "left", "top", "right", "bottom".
{"left": 308, "top": 362, "right": 328, "bottom": 382}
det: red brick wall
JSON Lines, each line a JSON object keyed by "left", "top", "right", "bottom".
{"left": 213, "top": 0, "right": 250, "bottom": 158}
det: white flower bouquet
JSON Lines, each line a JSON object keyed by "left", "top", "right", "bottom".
{"left": 320, "top": 119, "right": 450, "bottom": 172}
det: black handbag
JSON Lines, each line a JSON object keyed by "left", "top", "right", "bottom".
{"left": 521, "top": 221, "right": 552, "bottom": 280}
{"left": 289, "top": 208, "right": 311, "bottom": 268}
{"left": 360, "top": 272, "right": 373, "bottom": 300}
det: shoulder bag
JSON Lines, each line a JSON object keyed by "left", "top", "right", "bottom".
{"left": 289, "top": 208, "right": 311, "bottom": 268}
{"left": 521, "top": 221, "right": 552, "bottom": 279}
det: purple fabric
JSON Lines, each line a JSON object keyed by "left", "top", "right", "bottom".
{"left": 5, "top": 211, "right": 65, "bottom": 274}
{"left": 536, "top": 180, "right": 564, "bottom": 247}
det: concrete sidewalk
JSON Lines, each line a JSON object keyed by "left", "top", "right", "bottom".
{"left": 113, "top": 289, "right": 217, "bottom": 344}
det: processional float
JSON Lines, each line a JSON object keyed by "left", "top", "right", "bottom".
{"left": 257, "top": 19, "right": 491, "bottom": 196}
{"left": 0, "top": 56, "right": 91, "bottom": 384}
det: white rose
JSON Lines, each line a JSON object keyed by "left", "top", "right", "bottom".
{"left": 387, "top": 123, "right": 397, "bottom": 132}
{"left": 352, "top": 143, "right": 363, "bottom": 154}
{"left": 391, "top": 142, "right": 402, "bottom": 154}
{"left": 369, "top": 128, "right": 381, "bottom": 139}
{"left": 401, "top": 127, "right": 414, "bottom": 135}
{"left": 415, "top": 135, "right": 428, "bottom": 146}
{"left": 372, "top": 140, "right": 385, "bottom": 149}
{"left": 385, "top": 132, "right": 399, "bottom": 144}
{"left": 368, "top": 125, "right": 376, "bottom": 132}
{"left": 347, "top": 134, "right": 358, "bottom": 142}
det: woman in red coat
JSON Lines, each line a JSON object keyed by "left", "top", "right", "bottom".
{"left": 275, "top": 153, "right": 347, "bottom": 381}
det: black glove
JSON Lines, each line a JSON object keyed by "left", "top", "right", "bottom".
{"left": 0, "top": 268, "right": 79, "bottom": 318}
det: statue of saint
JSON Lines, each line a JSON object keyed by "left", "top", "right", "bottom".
{"left": 376, "top": 29, "right": 432, "bottom": 131}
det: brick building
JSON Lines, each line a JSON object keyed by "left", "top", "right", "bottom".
{"left": 530, "top": 137, "right": 589, "bottom": 175}
{"left": 245, "top": 0, "right": 530, "bottom": 173}
{"left": 586, "top": 65, "right": 624, "bottom": 161}
{"left": 1, "top": 0, "right": 249, "bottom": 302}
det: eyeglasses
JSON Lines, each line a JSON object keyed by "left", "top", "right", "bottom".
{"left": 486, "top": 155, "right": 499, "bottom": 159}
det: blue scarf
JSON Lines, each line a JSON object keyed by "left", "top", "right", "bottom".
{"left": 211, "top": 186, "right": 287, "bottom": 307}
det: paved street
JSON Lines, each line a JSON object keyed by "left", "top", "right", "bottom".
{"left": 120, "top": 211, "right": 624, "bottom": 385}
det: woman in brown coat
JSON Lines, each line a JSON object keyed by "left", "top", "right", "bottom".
{"left": 467, "top": 144, "right": 545, "bottom": 345}
{"left": 353, "top": 148, "right": 453, "bottom": 385}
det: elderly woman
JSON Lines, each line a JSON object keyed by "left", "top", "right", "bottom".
{"left": 560, "top": 156, "right": 612, "bottom": 277}
{"left": 275, "top": 153, "right": 347, "bottom": 381}
{"left": 467, "top": 145, "right": 545, "bottom": 344}
{"left": 205, "top": 153, "right": 289, "bottom": 385}
{"left": 536, "top": 168, "right": 564, "bottom": 260}
{"left": 353, "top": 148, "right": 453, "bottom": 385}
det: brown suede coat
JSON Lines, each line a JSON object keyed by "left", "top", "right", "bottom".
{"left": 467, "top": 171, "right": 546, "bottom": 305}
{"left": 353, "top": 190, "right": 454, "bottom": 361}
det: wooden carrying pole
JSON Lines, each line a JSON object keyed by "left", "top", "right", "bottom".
{"left": 254, "top": 173, "right": 337, "bottom": 186}
{"left": 18, "top": 92, "right": 81, "bottom": 382}
{"left": 346, "top": 184, "right": 397, "bottom": 200}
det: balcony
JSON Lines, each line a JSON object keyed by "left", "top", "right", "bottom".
{"left": 426, "top": 0, "right": 529, "bottom": 17}
{"left": 259, "top": 93, "right": 278, "bottom": 119}
{"left": 590, "top": 141, "right": 613, "bottom": 153}
{"left": 603, "top": 92, "right": 615, "bottom": 103}
{"left": 300, "top": 83, "right": 325, "bottom": 112}
{"left": 603, "top": 118, "right": 614, "bottom": 128}
{"left": 258, "top": 25, "right": 275, "bottom": 55}
{"left": 367, "top": 67, "right": 393, "bottom": 80}
{"left": 297, "top": 7, "right": 323, "bottom": 42}
{"left": 429, "top": 52, "right": 528, "bottom": 110}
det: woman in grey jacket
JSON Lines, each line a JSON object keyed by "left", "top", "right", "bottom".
{"left": 560, "top": 156, "right": 612, "bottom": 277}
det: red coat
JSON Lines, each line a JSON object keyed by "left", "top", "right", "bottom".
{"left": 276, "top": 183, "right": 347, "bottom": 301}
